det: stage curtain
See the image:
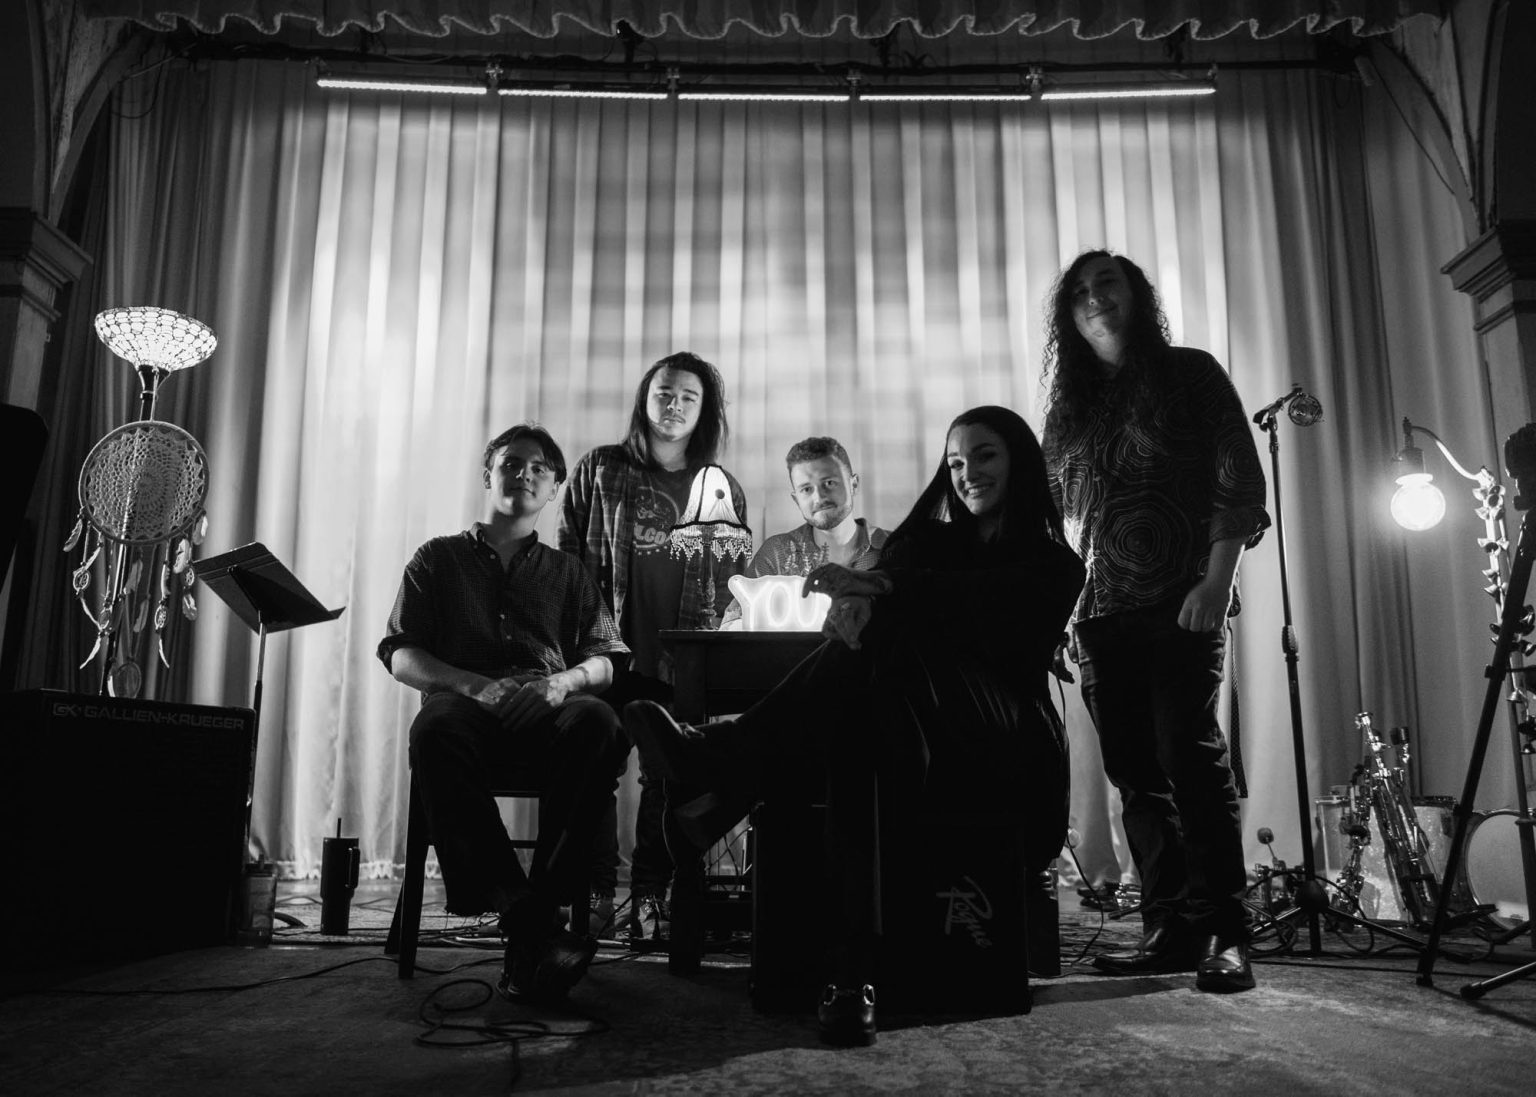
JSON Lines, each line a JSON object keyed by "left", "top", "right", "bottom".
{"left": 82, "top": 0, "right": 1443, "bottom": 40}
{"left": 23, "top": 56, "right": 1490, "bottom": 886}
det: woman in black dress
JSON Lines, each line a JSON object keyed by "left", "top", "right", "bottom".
{"left": 627, "top": 405, "right": 1084, "bottom": 1044}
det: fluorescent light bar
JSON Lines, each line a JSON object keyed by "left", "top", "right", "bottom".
{"left": 499, "top": 86, "right": 669, "bottom": 101}
{"left": 316, "top": 74, "right": 488, "bottom": 96}
{"left": 1039, "top": 84, "right": 1216, "bottom": 101}
{"left": 859, "top": 91, "right": 1034, "bottom": 103}
{"left": 676, "top": 90, "right": 850, "bottom": 103}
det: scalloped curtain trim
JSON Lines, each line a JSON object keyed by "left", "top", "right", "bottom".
{"left": 80, "top": 1, "right": 1444, "bottom": 41}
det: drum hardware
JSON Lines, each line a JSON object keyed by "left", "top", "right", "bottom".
{"left": 1417, "top": 423, "right": 1536, "bottom": 999}
{"left": 1252, "top": 827, "right": 1295, "bottom": 915}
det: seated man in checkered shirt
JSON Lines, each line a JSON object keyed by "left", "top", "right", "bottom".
{"left": 378, "top": 423, "right": 629, "bottom": 1002}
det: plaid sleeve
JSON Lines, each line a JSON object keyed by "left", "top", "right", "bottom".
{"left": 569, "top": 562, "right": 628, "bottom": 666}
{"left": 558, "top": 452, "right": 595, "bottom": 558}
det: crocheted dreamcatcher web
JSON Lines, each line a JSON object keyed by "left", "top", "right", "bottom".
{"left": 64, "top": 420, "right": 211, "bottom": 696}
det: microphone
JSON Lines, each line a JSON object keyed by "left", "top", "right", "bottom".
{"left": 1252, "top": 383, "right": 1324, "bottom": 427}
{"left": 1288, "top": 391, "right": 1323, "bottom": 427}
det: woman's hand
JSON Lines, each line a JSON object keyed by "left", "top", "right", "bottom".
{"left": 802, "top": 564, "right": 893, "bottom": 600}
{"left": 1178, "top": 577, "right": 1232, "bottom": 633}
{"left": 822, "top": 594, "right": 874, "bottom": 649}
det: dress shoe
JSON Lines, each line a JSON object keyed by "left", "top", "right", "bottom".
{"left": 817, "top": 984, "right": 877, "bottom": 1047}
{"left": 628, "top": 892, "right": 670, "bottom": 945}
{"left": 498, "top": 929, "right": 597, "bottom": 1002}
{"left": 1196, "top": 935, "right": 1256, "bottom": 993}
{"left": 1092, "top": 924, "right": 1202, "bottom": 975}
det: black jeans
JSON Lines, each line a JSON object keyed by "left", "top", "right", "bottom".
{"left": 591, "top": 670, "right": 674, "bottom": 898}
{"left": 1075, "top": 600, "right": 1248, "bottom": 940}
{"left": 407, "top": 691, "right": 626, "bottom": 939}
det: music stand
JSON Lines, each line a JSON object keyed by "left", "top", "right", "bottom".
{"left": 198, "top": 542, "right": 344, "bottom": 857}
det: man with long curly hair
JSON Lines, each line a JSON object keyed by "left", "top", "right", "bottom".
{"left": 1041, "top": 250, "right": 1269, "bottom": 993}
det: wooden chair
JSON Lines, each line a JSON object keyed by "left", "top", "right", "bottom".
{"left": 384, "top": 772, "right": 589, "bottom": 978}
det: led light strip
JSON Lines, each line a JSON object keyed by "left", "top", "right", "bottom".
{"left": 676, "top": 91, "right": 851, "bottom": 103}
{"left": 499, "top": 87, "right": 670, "bottom": 100}
{"left": 1039, "top": 85, "right": 1216, "bottom": 101}
{"left": 316, "top": 75, "right": 487, "bottom": 96}
{"left": 859, "top": 92, "right": 1034, "bottom": 103}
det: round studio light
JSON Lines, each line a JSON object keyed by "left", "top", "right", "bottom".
{"left": 1391, "top": 473, "right": 1447, "bottom": 531}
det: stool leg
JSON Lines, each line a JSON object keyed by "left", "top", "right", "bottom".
{"left": 665, "top": 806, "right": 706, "bottom": 974}
{"left": 389, "top": 778, "right": 430, "bottom": 979}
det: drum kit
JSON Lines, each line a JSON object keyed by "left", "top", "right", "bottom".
{"left": 1316, "top": 713, "right": 1530, "bottom": 933}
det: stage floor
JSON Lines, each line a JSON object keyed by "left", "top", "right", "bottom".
{"left": 2, "top": 878, "right": 1532, "bottom": 1097}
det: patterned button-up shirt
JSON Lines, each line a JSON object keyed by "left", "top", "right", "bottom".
{"left": 378, "top": 526, "right": 627, "bottom": 698}
{"left": 719, "top": 518, "right": 890, "bottom": 627}
{"left": 1043, "top": 346, "right": 1270, "bottom": 625}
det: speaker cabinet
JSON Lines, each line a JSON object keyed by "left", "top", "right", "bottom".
{"left": 1, "top": 689, "right": 254, "bottom": 965}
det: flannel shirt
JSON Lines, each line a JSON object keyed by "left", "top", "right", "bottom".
{"left": 558, "top": 444, "right": 751, "bottom": 639}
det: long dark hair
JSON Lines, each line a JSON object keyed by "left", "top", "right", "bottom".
{"left": 1041, "top": 250, "right": 1171, "bottom": 436}
{"left": 621, "top": 351, "right": 730, "bottom": 468}
{"left": 888, "top": 406, "right": 1064, "bottom": 551}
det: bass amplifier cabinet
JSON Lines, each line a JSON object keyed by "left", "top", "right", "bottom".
{"left": 1, "top": 689, "right": 254, "bottom": 965}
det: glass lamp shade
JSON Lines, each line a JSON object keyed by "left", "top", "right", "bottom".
{"left": 94, "top": 306, "right": 217, "bottom": 372}
{"left": 1391, "top": 473, "right": 1447, "bottom": 531}
{"left": 669, "top": 465, "right": 752, "bottom": 562}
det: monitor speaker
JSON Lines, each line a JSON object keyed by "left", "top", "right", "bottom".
{"left": 1, "top": 689, "right": 254, "bottom": 966}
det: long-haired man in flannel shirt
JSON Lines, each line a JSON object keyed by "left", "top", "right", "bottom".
{"left": 559, "top": 351, "right": 750, "bottom": 943}
{"left": 380, "top": 423, "right": 629, "bottom": 1002}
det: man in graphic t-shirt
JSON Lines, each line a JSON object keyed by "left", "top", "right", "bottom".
{"left": 559, "top": 351, "right": 749, "bottom": 943}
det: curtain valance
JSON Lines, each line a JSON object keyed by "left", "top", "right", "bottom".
{"left": 81, "top": 1, "right": 1444, "bottom": 41}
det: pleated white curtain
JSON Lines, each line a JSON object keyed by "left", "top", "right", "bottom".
{"left": 85, "top": 57, "right": 1490, "bottom": 883}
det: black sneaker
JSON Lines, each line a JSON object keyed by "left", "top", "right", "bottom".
{"left": 627, "top": 893, "right": 670, "bottom": 945}
{"left": 497, "top": 930, "right": 597, "bottom": 1002}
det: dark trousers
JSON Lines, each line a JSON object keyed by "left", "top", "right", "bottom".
{"left": 698, "top": 623, "right": 1067, "bottom": 969}
{"left": 407, "top": 691, "right": 626, "bottom": 939}
{"left": 591, "top": 671, "right": 674, "bottom": 897}
{"left": 1075, "top": 601, "right": 1248, "bottom": 939}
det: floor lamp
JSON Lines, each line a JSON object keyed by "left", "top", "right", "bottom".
{"left": 1395, "top": 420, "right": 1536, "bottom": 995}
{"left": 66, "top": 307, "right": 217, "bottom": 697}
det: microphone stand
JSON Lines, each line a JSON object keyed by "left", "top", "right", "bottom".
{"left": 1255, "top": 404, "right": 1323, "bottom": 956}
{"left": 1254, "top": 404, "right": 1436, "bottom": 956}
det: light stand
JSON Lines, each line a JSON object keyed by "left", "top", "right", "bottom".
{"left": 1406, "top": 423, "right": 1536, "bottom": 994}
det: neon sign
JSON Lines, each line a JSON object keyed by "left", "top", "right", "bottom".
{"left": 727, "top": 574, "right": 831, "bottom": 632}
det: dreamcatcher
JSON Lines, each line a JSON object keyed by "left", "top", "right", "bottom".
{"left": 65, "top": 306, "right": 217, "bottom": 697}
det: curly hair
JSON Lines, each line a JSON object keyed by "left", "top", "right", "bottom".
{"left": 1041, "top": 250, "right": 1172, "bottom": 436}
